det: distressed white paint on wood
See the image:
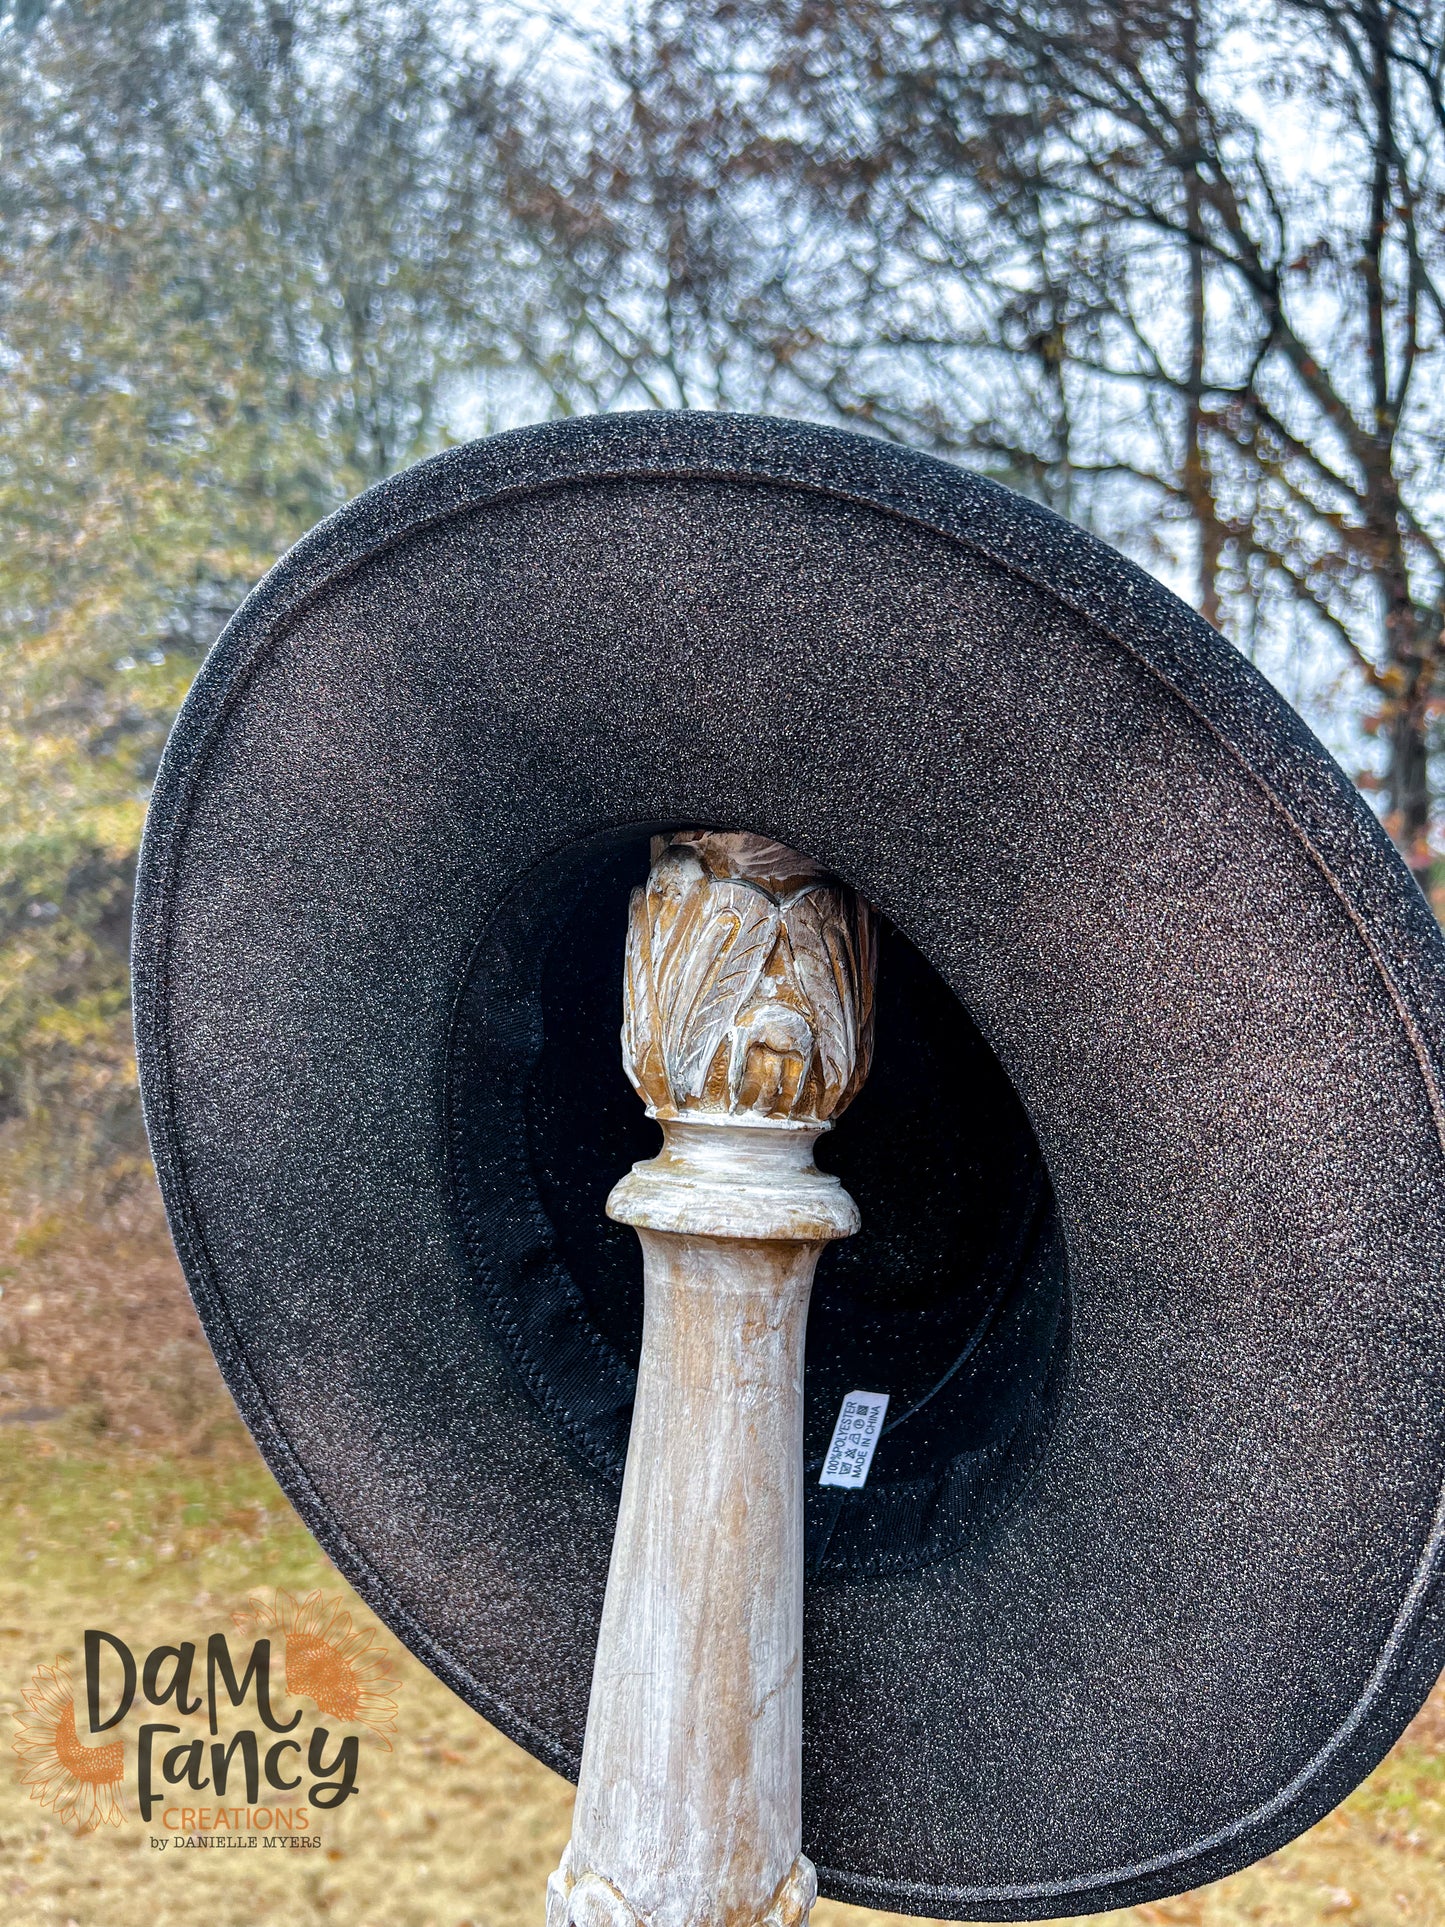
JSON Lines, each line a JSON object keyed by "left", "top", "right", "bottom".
{"left": 548, "top": 834, "right": 875, "bottom": 1927}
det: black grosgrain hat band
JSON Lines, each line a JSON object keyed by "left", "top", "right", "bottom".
{"left": 134, "top": 412, "right": 1445, "bottom": 1918}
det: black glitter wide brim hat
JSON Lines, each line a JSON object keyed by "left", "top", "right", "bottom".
{"left": 133, "top": 412, "right": 1445, "bottom": 1919}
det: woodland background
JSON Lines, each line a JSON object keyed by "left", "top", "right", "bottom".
{"left": 1, "top": 3, "right": 1444, "bottom": 1924}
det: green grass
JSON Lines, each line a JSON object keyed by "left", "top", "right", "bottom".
{"left": 1, "top": 1431, "right": 319, "bottom": 1603}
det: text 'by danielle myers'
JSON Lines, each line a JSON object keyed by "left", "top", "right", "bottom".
{"left": 150, "top": 1829, "right": 323, "bottom": 1847}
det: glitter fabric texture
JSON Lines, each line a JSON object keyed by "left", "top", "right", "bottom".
{"left": 133, "top": 414, "right": 1445, "bottom": 1919}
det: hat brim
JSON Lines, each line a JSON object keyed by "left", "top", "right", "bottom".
{"left": 133, "top": 413, "right": 1445, "bottom": 1918}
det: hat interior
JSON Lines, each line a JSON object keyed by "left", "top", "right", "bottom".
{"left": 447, "top": 828, "right": 1070, "bottom": 1580}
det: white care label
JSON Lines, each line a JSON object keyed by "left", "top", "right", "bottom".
{"left": 819, "top": 1391, "right": 890, "bottom": 1489}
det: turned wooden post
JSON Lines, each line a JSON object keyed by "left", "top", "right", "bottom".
{"left": 549, "top": 832, "right": 876, "bottom": 1927}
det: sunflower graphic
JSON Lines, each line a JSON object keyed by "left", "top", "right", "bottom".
{"left": 233, "top": 1590, "right": 399, "bottom": 1747}
{"left": 12, "top": 1660, "right": 125, "bottom": 1834}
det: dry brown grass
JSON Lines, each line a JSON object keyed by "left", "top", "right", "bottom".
{"left": 0, "top": 1180, "right": 241, "bottom": 1456}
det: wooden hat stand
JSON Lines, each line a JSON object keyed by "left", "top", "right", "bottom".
{"left": 550, "top": 831, "right": 876, "bottom": 1927}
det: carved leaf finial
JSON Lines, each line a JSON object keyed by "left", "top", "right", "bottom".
{"left": 621, "top": 832, "right": 875, "bottom": 1127}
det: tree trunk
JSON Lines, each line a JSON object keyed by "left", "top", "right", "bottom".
{"left": 1181, "top": 0, "right": 1222, "bottom": 631}
{"left": 1358, "top": 0, "right": 1433, "bottom": 890}
{"left": 1380, "top": 524, "right": 1432, "bottom": 886}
